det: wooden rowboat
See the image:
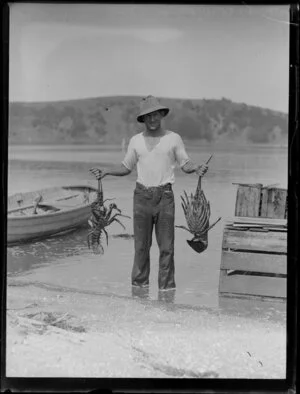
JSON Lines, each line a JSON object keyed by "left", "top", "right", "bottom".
{"left": 7, "top": 184, "right": 98, "bottom": 245}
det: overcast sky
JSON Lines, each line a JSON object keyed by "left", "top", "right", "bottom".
{"left": 9, "top": 4, "right": 290, "bottom": 112}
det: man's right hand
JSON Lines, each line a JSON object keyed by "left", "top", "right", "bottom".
{"left": 89, "top": 168, "right": 106, "bottom": 180}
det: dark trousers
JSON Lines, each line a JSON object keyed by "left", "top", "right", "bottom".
{"left": 131, "top": 182, "right": 176, "bottom": 290}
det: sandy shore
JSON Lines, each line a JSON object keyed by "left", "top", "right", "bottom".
{"left": 5, "top": 277, "right": 286, "bottom": 380}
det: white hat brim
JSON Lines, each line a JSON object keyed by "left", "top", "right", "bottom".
{"left": 137, "top": 106, "right": 169, "bottom": 123}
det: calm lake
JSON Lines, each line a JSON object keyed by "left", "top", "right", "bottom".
{"left": 7, "top": 144, "right": 288, "bottom": 321}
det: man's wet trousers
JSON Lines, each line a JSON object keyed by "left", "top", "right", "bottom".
{"left": 131, "top": 182, "right": 176, "bottom": 290}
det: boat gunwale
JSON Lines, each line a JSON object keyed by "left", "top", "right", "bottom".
{"left": 7, "top": 184, "right": 98, "bottom": 220}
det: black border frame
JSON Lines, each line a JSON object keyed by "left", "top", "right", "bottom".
{"left": 1, "top": 2, "right": 298, "bottom": 393}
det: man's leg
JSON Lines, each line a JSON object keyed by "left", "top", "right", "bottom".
{"left": 155, "top": 190, "right": 176, "bottom": 290}
{"left": 131, "top": 190, "right": 153, "bottom": 287}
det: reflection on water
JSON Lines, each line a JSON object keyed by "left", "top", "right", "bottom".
{"left": 131, "top": 286, "right": 176, "bottom": 304}
{"left": 131, "top": 286, "right": 150, "bottom": 300}
{"left": 7, "top": 226, "right": 90, "bottom": 275}
{"left": 158, "top": 289, "right": 176, "bottom": 304}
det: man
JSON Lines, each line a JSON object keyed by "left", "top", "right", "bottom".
{"left": 90, "top": 95, "right": 208, "bottom": 291}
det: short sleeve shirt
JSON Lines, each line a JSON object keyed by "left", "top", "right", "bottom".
{"left": 122, "top": 131, "right": 190, "bottom": 187}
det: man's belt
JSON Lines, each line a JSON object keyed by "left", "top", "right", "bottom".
{"left": 136, "top": 182, "right": 172, "bottom": 192}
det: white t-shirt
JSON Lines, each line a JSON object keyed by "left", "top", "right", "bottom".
{"left": 122, "top": 130, "right": 190, "bottom": 187}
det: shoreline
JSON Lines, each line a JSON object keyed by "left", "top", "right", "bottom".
{"left": 6, "top": 278, "right": 286, "bottom": 379}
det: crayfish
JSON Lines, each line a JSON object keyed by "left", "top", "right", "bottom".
{"left": 175, "top": 155, "right": 221, "bottom": 253}
{"left": 87, "top": 179, "right": 130, "bottom": 254}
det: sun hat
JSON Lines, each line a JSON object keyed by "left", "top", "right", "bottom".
{"left": 137, "top": 95, "right": 170, "bottom": 123}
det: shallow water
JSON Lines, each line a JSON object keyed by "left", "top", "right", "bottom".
{"left": 6, "top": 144, "right": 288, "bottom": 322}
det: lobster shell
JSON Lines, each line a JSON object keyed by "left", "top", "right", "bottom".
{"left": 181, "top": 177, "right": 211, "bottom": 253}
{"left": 176, "top": 155, "right": 221, "bottom": 253}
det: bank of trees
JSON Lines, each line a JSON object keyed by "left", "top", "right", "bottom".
{"left": 9, "top": 97, "right": 288, "bottom": 144}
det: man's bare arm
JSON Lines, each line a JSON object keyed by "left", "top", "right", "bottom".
{"left": 181, "top": 160, "right": 208, "bottom": 176}
{"left": 89, "top": 164, "right": 131, "bottom": 180}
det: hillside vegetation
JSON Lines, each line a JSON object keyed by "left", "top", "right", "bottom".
{"left": 9, "top": 96, "right": 288, "bottom": 146}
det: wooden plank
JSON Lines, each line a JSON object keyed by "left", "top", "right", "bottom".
{"left": 232, "top": 182, "right": 263, "bottom": 187}
{"left": 285, "top": 195, "right": 288, "bottom": 219}
{"left": 263, "top": 183, "right": 281, "bottom": 189}
{"left": 265, "top": 227, "right": 287, "bottom": 232}
{"left": 222, "top": 228, "right": 287, "bottom": 253}
{"left": 219, "top": 274, "right": 286, "bottom": 298}
{"left": 260, "top": 188, "right": 268, "bottom": 218}
{"left": 232, "top": 223, "right": 263, "bottom": 228}
{"left": 260, "top": 188, "right": 287, "bottom": 219}
{"left": 249, "top": 228, "right": 269, "bottom": 232}
{"left": 220, "top": 251, "right": 287, "bottom": 274}
{"left": 271, "top": 188, "right": 287, "bottom": 219}
{"left": 219, "top": 293, "right": 286, "bottom": 303}
{"left": 227, "top": 226, "right": 249, "bottom": 231}
{"left": 234, "top": 185, "right": 262, "bottom": 217}
{"left": 225, "top": 216, "right": 287, "bottom": 227}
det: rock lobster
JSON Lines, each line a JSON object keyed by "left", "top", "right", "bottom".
{"left": 87, "top": 178, "right": 130, "bottom": 254}
{"left": 175, "top": 155, "right": 221, "bottom": 253}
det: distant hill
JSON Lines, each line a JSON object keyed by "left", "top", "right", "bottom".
{"left": 8, "top": 96, "right": 288, "bottom": 146}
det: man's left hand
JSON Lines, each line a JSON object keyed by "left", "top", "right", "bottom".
{"left": 195, "top": 164, "right": 208, "bottom": 177}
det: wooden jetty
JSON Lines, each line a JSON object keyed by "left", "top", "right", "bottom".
{"left": 219, "top": 183, "right": 287, "bottom": 301}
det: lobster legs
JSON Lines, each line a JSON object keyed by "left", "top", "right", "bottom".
{"left": 87, "top": 179, "right": 130, "bottom": 255}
